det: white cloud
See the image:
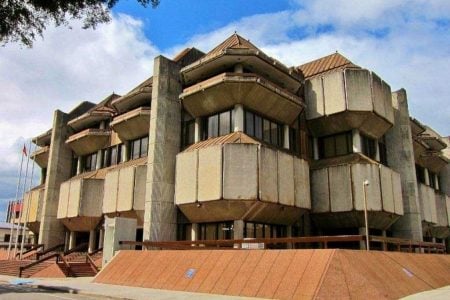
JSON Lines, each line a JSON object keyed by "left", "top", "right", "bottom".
{"left": 0, "top": 13, "right": 159, "bottom": 213}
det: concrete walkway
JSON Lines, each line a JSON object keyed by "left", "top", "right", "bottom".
{"left": 402, "top": 285, "right": 450, "bottom": 300}
{"left": 0, "top": 275, "right": 258, "bottom": 300}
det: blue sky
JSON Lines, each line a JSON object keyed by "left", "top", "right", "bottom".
{"left": 0, "top": 0, "right": 449, "bottom": 221}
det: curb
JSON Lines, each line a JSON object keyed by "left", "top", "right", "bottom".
{"left": 32, "top": 284, "right": 132, "bottom": 300}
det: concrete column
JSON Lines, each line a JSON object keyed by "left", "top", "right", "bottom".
{"left": 143, "top": 56, "right": 182, "bottom": 242}
{"left": 283, "top": 125, "right": 290, "bottom": 150}
{"left": 40, "top": 168, "right": 47, "bottom": 185}
{"left": 234, "top": 63, "right": 244, "bottom": 73}
{"left": 313, "top": 137, "right": 319, "bottom": 160}
{"left": 375, "top": 141, "right": 381, "bottom": 162}
{"left": 191, "top": 223, "right": 199, "bottom": 241}
{"left": 233, "top": 104, "right": 244, "bottom": 132}
{"left": 286, "top": 225, "right": 293, "bottom": 249}
{"left": 122, "top": 141, "right": 129, "bottom": 162}
{"left": 95, "top": 149, "right": 103, "bottom": 170}
{"left": 382, "top": 230, "right": 388, "bottom": 251}
{"left": 64, "top": 231, "right": 70, "bottom": 252}
{"left": 103, "top": 217, "right": 137, "bottom": 265}
{"left": 88, "top": 230, "right": 96, "bottom": 253}
{"left": 352, "top": 129, "right": 362, "bottom": 153}
{"left": 233, "top": 220, "right": 244, "bottom": 240}
{"left": 76, "top": 157, "right": 82, "bottom": 175}
{"left": 424, "top": 168, "right": 430, "bottom": 186}
{"left": 38, "top": 110, "right": 72, "bottom": 248}
{"left": 359, "top": 227, "right": 367, "bottom": 250}
{"left": 98, "top": 228, "right": 104, "bottom": 248}
{"left": 69, "top": 231, "right": 76, "bottom": 250}
{"left": 435, "top": 174, "right": 440, "bottom": 191}
{"left": 194, "top": 118, "right": 201, "bottom": 143}
{"left": 386, "top": 89, "right": 423, "bottom": 241}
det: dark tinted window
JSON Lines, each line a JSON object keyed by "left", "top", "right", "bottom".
{"left": 318, "top": 132, "right": 352, "bottom": 159}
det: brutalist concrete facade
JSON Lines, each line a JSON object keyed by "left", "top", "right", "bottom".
{"left": 11, "top": 34, "right": 449, "bottom": 254}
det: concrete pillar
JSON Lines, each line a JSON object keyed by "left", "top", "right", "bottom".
{"left": 434, "top": 174, "right": 440, "bottom": 191}
{"left": 283, "top": 125, "right": 290, "bottom": 150}
{"left": 375, "top": 141, "right": 381, "bottom": 162}
{"left": 233, "top": 220, "right": 244, "bottom": 239}
{"left": 122, "top": 141, "right": 129, "bottom": 162}
{"left": 359, "top": 227, "right": 367, "bottom": 250}
{"left": 69, "top": 231, "right": 76, "bottom": 250}
{"left": 424, "top": 168, "right": 430, "bottom": 186}
{"left": 103, "top": 217, "right": 137, "bottom": 265}
{"left": 88, "top": 230, "right": 96, "bottom": 253}
{"left": 191, "top": 223, "right": 199, "bottom": 241}
{"left": 386, "top": 89, "right": 423, "bottom": 241}
{"left": 64, "top": 231, "right": 70, "bottom": 252}
{"left": 382, "top": 230, "right": 387, "bottom": 251}
{"left": 286, "top": 225, "right": 293, "bottom": 249}
{"left": 233, "top": 104, "right": 244, "bottom": 132}
{"left": 194, "top": 118, "right": 201, "bottom": 143}
{"left": 40, "top": 168, "right": 46, "bottom": 185}
{"left": 234, "top": 63, "right": 244, "bottom": 73}
{"left": 352, "top": 129, "right": 362, "bottom": 153}
{"left": 38, "top": 110, "right": 72, "bottom": 248}
{"left": 77, "top": 156, "right": 82, "bottom": 175}
{"left": 95, "top": 149, "right": 103, "bottom": 170}
{"left": 98, "top": 228, "right": 104, "bottom": 249}
{"left": 143, "top": 56, "right": 181, "bottom": 242}
{"left": 313, "top": 137, "right": 319, "bottom": 160}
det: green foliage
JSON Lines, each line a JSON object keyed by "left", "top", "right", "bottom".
{"left": 0, "top": 0, "right": 160, "bottom": 47}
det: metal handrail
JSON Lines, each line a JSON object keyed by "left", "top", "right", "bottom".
{"left": 86, "top": 253, "right": 99, "bottom": 272}
{"left": 64, "top": 242, "right": 88, "bottom": 256}
{"left": 19, "top": 252, "right": 74, "bottom": 277}
{"left": 36, "top": 243, "right": 64, "bottom": 260}
{"left": 119, "top": 235, "right": 446, "bottom": 254}
{"left": 88, "top": 247, "right": 103, "bottom": 256}
{"left": 15, "top": 244, "right": 44, "bottom": 258}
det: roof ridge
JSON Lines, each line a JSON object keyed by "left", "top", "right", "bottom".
{"left": 298, "top": 52, "right": 358, "bottom": 78}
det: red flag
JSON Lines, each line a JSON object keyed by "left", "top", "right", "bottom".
{"left": 22, "top": 144, "right": 27, "bottom": 156}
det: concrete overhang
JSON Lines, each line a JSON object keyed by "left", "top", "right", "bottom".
{"left": 68, "top": 113, "right": 112, "bottom": 132}
{"left": 31, "top": 146, "right": 49, "bottom": 168}
{"left": 181, "top": 49, "right": 303, "bottom": 94}
{"left": 112, "top": 90, "right": 151, "bottom": 113}
{"left": 410, "top": 117, "right": 426, "bottom": 136}
{"left": 180, "top": 72, "right": 304, "bottom": 125}
{"left": 418, "top": 152, "right": 449, "bottom": 173}
{"left": 65, "top": 128, "right": 110, "bottom": 156}
{"left": 32, "top": 130, "right": 52, "bottom": 147}
{"left": 110, "top": 107, "right": 150, "bottom": 141}
{"left": 418, "top": 136, "right": 447, "bottom": 151}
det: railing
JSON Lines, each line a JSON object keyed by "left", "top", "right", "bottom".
{"left": 19, "top": 253, "right": 74, "bottom": 278}
{"left": 36, "top": 243, "right": 64, "bottom": 260}
{"left": 15, "top": 244, "right": 44, "bottom": 258}
{"left": 86, "top": 254, "right": 100, "bottom": 272}
{"left": 63, "top": 242, "right": 88, "bottom": 256}
{"left": 88, "top": 247, "right": 103, "bottom": 256}
{"left": 120, "top": 235, "right": 446, "bottom": 254}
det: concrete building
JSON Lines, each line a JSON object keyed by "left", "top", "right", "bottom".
{"left": 8, "top": 34, "right": 450, "bottom": 255}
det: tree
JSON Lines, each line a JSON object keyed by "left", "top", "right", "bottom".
{"left": 0, "top": 0, "right": 160, "bottom": 47}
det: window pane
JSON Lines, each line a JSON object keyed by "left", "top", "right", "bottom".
{"left": 255, "top": 224, "right": 264, "bottom": 238}
{"left": 186, "top": 121, "right": 195, "bottom": 146}
{"left": 270, "top": 122, "right": 278, "bottom": 146}
{"left": 219, "top": 111, "right": 231, "bottom": 136}
{"left": 110, "top": 147, "right": 117, "bottom": 165}
{"left": 208, "top": 114, "right": 218, "bottom": 138}
{"left": 335, "top": 134, "right": 349, "bottom": 156}
{"left": 205, "top": 224, "right": 217, "bottom": 240}
{"left": 263, "top": 119, "right": 271, "bottom": 143}
{"left": 140, "top": 136, "right": 148, "bottom": 157}
{"left": 245, "top": 222, "right": 255, "bottom": 238}
{"left": 323, "top": 136, "right": 335, "bottom": 158}
{"left": 245, "top": 111, "right": 254, "bottom": 136}
{"left": 91, "top": 153, "right": 97, "bottom": 170}
{"left": 118, "top": 144, "right": 124, "bottom": 163}
{"left": 255, "top": 115, "right": 262, "bottom": 139}
{"left": 132, "top": 139, "right": 140, "bottom": 159}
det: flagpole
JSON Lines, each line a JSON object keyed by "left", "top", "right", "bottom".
{"left": 7, "top": 146, "right": 26, "bottom": 260}
{"left": 20, "top": 142, "right": 36, "bottom": 259}
{"left": 13, "top": 140, "right": 31, "bottom": 258}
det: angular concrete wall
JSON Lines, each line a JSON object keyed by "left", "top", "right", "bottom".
{"left": 417, "top": 183, "right": 438, "bottom": 224}
{"left": 21, "top": 188, "right": 44, "bottom": 223}
{"left": 103, "top": 165, "right": 147, "bottom": 214}
{"left": 175, "top": 144, "right": 311, "bottom": 209}
{"left": 57, "top": 178, "right": 103, "bottom": 219}
{"left": 304, "top": 69, "right": 394, "bottom": 124}
{"left": 311, "top": 163, "right": 404, "bottom": 222}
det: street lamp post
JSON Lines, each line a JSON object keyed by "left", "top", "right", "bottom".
{"left": 363, "top": 179, "right": 370, "bottom": 251}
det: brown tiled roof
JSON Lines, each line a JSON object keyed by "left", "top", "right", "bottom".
{"left": 87, "top": 93, "right": 121, "bottom": 115}
{"left": 183, "top": 132, "right": 260, "bottom": 152}
{"left": 298, "top": 52, "right": 359, "bottom": 78}
{"left": 125, "top": 77, "right": 152, "bottom": 96}
{"left": 204, "top": 33, "right": 260, "bottom": 60}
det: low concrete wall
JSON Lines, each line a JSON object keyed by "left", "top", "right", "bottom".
{"left": 418, "top": 183, "right": 438, "bottom": 224}
{"left": 21, "top": 187, "right": 44, "bottom": 223}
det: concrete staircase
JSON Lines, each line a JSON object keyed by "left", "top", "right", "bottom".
{"left": 0, "top": 259, "right": 54, "bottom": 277}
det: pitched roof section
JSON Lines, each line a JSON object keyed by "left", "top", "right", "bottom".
{"left": 183, "top": 132, "right": 260, "bottom": 152}
{"left": 205, "top": 33, "right": 260, "bottom": 59}
{"left": 298, "top": 52, "right": 359, "bottom": 78}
